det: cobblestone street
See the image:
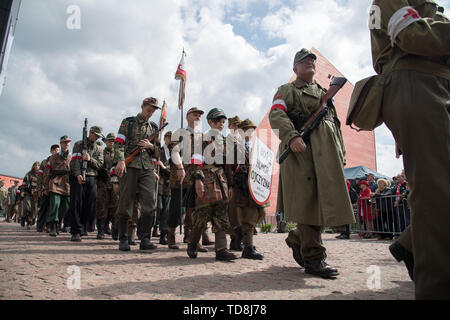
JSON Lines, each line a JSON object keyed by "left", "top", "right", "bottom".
{"left": 0, "top": 222, "right": 414, "bottom": 300}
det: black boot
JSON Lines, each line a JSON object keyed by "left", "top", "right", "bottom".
{"left": 111, "top": 228, "right": 118, "bottom": 241}
{"left": 242, "top": 246, "right": 264, "bottom": 260}
{"left": 305, "top": 259, "right": 339, "bottom": 279}
{"left": 234, "top": 226, "right": 244, "bottom": 251}
{"left": 139, "top": 215, "right": 157, "bottom": 250}
{"left": 159, "top": 231, "right": 168, "bottom": 245}
{"left": 81, "top": 224, "right": 88, "bottom": 237}
{"left": 21, "top": 218, "right": 25, "bottom": 227}
{"left": 389, "top": 242, "right": 414, "bottom": 281}
{"left": 187, "top": 227, "right": 203, "bottom": 258}
{"left": 49, "top": 222, "right": 57, "bottom": 237}
{"left": 285, "top": 231, "right": 305, "bottom": 268}
{"left": 104, "top": 220, "right": 111, "bottom": 235}
{"left": 187, "top": 243, "right": 198, "bottom": 258}
{"left": 96, "top": 219, "right": 105, "bottom": 240}
{"left": 118, "top": 218, "right": 130, "bottom": 251}
{"left": 56, "top": 222, "right": 60, "bottom": 235}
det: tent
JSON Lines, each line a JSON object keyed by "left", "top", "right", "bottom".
{"left": 344, "top": 165, "right": 392, "bottom": 182}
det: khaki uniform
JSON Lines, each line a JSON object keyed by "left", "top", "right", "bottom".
{"left": 114, "top": 113, "right": 160, "bottom": 242}
{"left": 43, "top": 151, "right": 71, "bottom": 224}
{"left": 21, "top": 171, "right": 40, "bottom": 226}
{"left": 226, "top": 133, "right": 241, "bottom": 237}
{"left": 269, "top": 78, "right": 355, "bottom": 261}
{"left": 6, "top": 185, "right": 18, "bottom": 222}
{"left": 371, "top": 0, "right": 450, "bottom": 299}
{"left": 36, "top": 156, "right": 51, "bottom": 230}
{"left": 0, "top": 185, "right": 7, "bottom": 218}
{"left": 157, "top": 145, "right": 171, "bottom": 233}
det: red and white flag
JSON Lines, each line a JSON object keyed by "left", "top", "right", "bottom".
{"left": 175, "top": 50, "right": 186, "bottom": 110}
{"left": 159, "top": 100, "right": 167, "bottom": 129}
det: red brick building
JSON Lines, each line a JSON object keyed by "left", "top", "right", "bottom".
{"left": 256, "top": 48, "right": 376, "bottom": 224}
{"left": 0, "top": 174, "right": 23, "bottom": 190}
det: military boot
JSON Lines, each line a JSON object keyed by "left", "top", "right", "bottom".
{"left": 111, "top": 228, "right": 119, "bottom": 241}
{"left": 49, "top": 222, "right": 57, "bottom": 237}
{"left": 202, "top": 228, "right": 215, "bottom": 246}
{"left": 216, "top": 248, "right": 238, "bottom": 261}
{"left": 389, "top": 242, "right": 414, "bottom": 281}
{"left": 242, "top": 246, "right": 264, "bottom": 260}
{"left": 305, "top": 259, "right": 339, "bottom": 279}
{"left": 96, "top": 219, "right": 105, "bottom": 240}
{"left": 104, "top": 220, "right": 111, "bottom": 235}
{"left": 197, "top": 244, "right": 208, "bottom": 253}
{"left": 285, "top": 230, "right": 304, "bottom": 268}
{"left": 187, "top": 227, "right": 203, "bottom": 258}
{"left": 81, "top": 224, "right": 88, "bottom": 237}
{"left": 234, "top": 226, "right": 244, "bottom": 251}
{"left": 56, "top": 222, "right": 60, "bottom": 235}
{"left": 128, "top": 226, "right": 137, "bottom": 246}
{"left": 139, "top": 215, "right": 157, "bottom": 250}
{"left": 118, "top": 218, "right": 130, "bottom": 251}
{"left": 159, "top": 231, "right": 168, "bottom": 245}
{"left": 168, "top": 227, "right": 179, "bottom": 249}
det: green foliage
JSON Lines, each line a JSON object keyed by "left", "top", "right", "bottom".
{"left": 260, "top": 223, "right": 275, "bottom": 233}
{"left": 286, "top": 222, "right": 297, "bottom": 232}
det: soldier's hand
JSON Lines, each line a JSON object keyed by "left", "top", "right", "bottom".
{"left": 82, "top": 153, "right": 91, "bottom": 161}
{"left": 115, "top": 161, "right": 126, "bottom": 178}
{"left": 289, "top": 137, "right": 307, "bottom": 153}
{"left": 177, "top": 167, "right": 185, "bottom": 184}
{"left": 77, "top": 175, "right": 86, "bottom": 185}
{"left": 195, "top": 179, "right": 205, "bottom": 198}
{"left": 138, "top": 139, "right": 154, "bottom": 150}
{"left": 158, "top": 160, "right": 166, "bottom": 170}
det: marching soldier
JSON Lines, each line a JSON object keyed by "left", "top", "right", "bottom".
{"left": 6, "top": 180, "right": 19, "bottom": 223}
{"left": 95, "top": 133, "right": 119, "bottom": 240}
{"left": 184, "top": 108, "right": 238, "bottom": 261}
{"left": 226, "top": 116, "right": 244, "bottom": 251}
{"left": 43, "top": 136, "right": 72, "bottom": 237}
{"left": 233, "top": 119, "right": 266, "bottom": 260}
{"left": 20, "top": 162, "right": 41, "bottom": 229}
{"left": 269, "top": 48, "right": 355, "bottom": 278}
{"left": 69, "top": 126, "right": 104, "bottom": 242}
{"left": 370, "top": 0, "right": 450, "bottom": 299}
{"left": 37, "top": 144, "right": 60, "bottom": 232}
{"left": 0, "top": 180, "right": 7, "bottom": 219}
{"left": 113, "top": 97, "right": 161, "bottom": 251}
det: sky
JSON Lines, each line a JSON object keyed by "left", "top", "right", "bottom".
{"left": 0, "top": 0, "right": 448, "bottom": 178}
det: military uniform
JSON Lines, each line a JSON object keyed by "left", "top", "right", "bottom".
{"left": 6, "top": 184, "right": 18, "bottom": 222}
{"left": 370, "top": 0, "right": 450, "bottom": 299}
{"left": 186, "top": 108, "right": 237, "bottom": 261}
{"left": 21, "top": 164, "right": 40, "bottom": 229}
{"left": 44, "top": 136, "right": 72, "bottom": 236}
{"left": 69, "top": 126, "right": 104, "bottom": 240}
{"left": 269, "top": 49, "right": 354, "bottom": 278}
{"left": 95, "top": 133, "right": 119, "bottom": 240}
{"left": 156, "top": 133, "right": 172, "bottom": 244}
{"left": 36, "top": 155, "right": 52, "bottom": 232}
{"left": 0, "top": 183, "right": 7, "bottom": 219}
{"left": 114, "top": 97, "right": 161, "bottom": 251}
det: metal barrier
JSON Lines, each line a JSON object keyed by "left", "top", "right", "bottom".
{"left": 350, "top": 194, "right": 411, "bottom": 238}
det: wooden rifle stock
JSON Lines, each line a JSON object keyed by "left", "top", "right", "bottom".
{"left": 277, "top": 77, "right": 347, "bottom": 164}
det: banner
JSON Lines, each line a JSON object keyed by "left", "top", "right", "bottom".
{"left": 174, "top": 50, "right": 186, "bottom": 110}
{"left": 248, "top": 137, "right": 274, "bottom": 205}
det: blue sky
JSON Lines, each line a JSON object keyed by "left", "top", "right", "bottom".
{"left": 0, "top": 0, "right": 448, "bottom": 178}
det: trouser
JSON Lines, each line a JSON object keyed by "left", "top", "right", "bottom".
{"left": 383, "top": 69, "right": 450, "bottom": 299}
{"left": 69, "top": 175, "right": 97, "bottom": 235}
{"left": 117, "top": 168, "right": 156, "bottom": 239}
{"left": 191, "top": 202, "right": 230, "bottom": 251}
{"left": 46, "top": 193, "right": 70, "bottom": 223}
{"left": 167, "top": 187, "right": 186, "bottom": 229}
{"left": 96, "top": 182, "right": 119, "bottom": 228}
{"left": 22, "top": 193, "right": 38, "bottom": 224}
{"left": 7, "top": 204, "right": 17, "bottom": 221}
{"left": 157, "top": 193, "right": 170, "bottom": 233}
{"left": 227, "top": 188, "right": 240, "bottom": 236}
{"left": 237, "top": 206, "right": 265, "bottom": 246}
{"left": 37, "top": 195, "right": 50, "bottom": 229}
{"left": 288, "top": 224, "right": 326, "bottom": 262}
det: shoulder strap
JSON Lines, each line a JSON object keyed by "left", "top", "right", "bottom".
{"left": 378, "top": 47, "right": 404, "bottom": 85}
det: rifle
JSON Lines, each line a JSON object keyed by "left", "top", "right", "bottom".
{"left": 277, "top": 77, "right": 347, "bottom": 164}
{"left": 81, "top": 118, "right": 88, "bottom": 181}
{"left": 110, "top": 122, "right": 169, "bottom": 176}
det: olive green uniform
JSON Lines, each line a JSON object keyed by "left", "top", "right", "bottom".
{"left": 370, "top": 0, "right": 450, "bottom": 299}
{"left": 269, "top": 78, "right": 355, "bottom": 262}
{"left": 21, "top": 170, "right": 40, "bottom": 227}
{"left": 0, "top": 185, "right": 7, "bottom": 218}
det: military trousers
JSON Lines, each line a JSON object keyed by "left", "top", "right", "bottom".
{"left": 69, "top": 175, "right": 97, "bottom": 235}
{"left": 287, "top": 224, "right": 326, "bottom": 262}
{"left": 167, "top": 187, "right": 186, "bottom": 229}
{"left": 96, "top": 182, "right": 119, "bottom": 221}
{"left": 382, "top": 69, "right": 450, "bottom": 299}
{"left": 117, "top": 168, "right": 156, "bottom": 222}
{"left": 22, "top": 193, "right": 38, "bottom": 224}
{"left": 157, "top": 193, "right": 170, "bottom": 232}
{"left": 227, "top": 188, "right": 240, "bottom": 236}
{"left": 237, "top": 206, "right": 265, "bottom": 246}
{"left": 192, "top": 202, "right": 230, "bottom": 251}
{"left": 46, "top": 193, "right": 70, "bottom": 223}
{"left": 37, "top": 195, "right": 50, "bottom": 229}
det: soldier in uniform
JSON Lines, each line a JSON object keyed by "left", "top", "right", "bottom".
{"left": 113, "top": 97, "right": 161, "bottom": 251}
{"left": 369, "top": 0, "right": 450, "bottom": 299}
{"left": 95, "top": 133, "right": 119, "bottom": 240}
{"left": 6, "top": 180, "right": 19, "bottom": 223}
{"left": 43, "top": 136, "right": 72, "bottom": 236}
{"left": 37, "top": 144, "right": 60, "bottom": 232}
{"left": 20, "top": 162, "right": 41, "bottom": 229}
{"left": 269, "top": 48, "right": 355, "bottom": 278}
{"left": 226, "top": 116, "right": 244, "bottom": 251}
{"left": 233, "top": 119, "right": 266, "bottom": 260}
{"left": 0, "top": 180, "right": 7, "bottom": 219}
{"left": 185, "top": 108, "right": 238, "bottom": 261}
{"left": 69, "top": 126, "right": 105, "bottom": 242}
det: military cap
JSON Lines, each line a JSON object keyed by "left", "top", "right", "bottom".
{"left": 104, "top": 133, "right": 116, "bottom": 141}
{"left": 207, "top": 108, "right": 227, "bottom": 121}
{"left": 228, "top": 116, "right": 242, "bottom": 126}
{"left": 90, "top": 126, "right": 105, "bottom": 139}
{"left": 60, "top": 135, "right": 72, "bottom": 142}
{"left": 238, "top": 119, "right": 257, "bottom": 129}
{"left": 164, "top": 131, "right": 172, "bottom": 138}
{"left": 294, "top": 48, "right": 317, "bottom": 66}
{"left": 142, "top": 97, "right": 161, "bottom": 109}
{"left": 187, "top": 107, "right": 204, "bottom": 116}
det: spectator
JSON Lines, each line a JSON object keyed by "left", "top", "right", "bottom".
{"left": 358, "top": 180, "right": 375, "bottom": 238}
{"left": 365, "top": 173, "right": 378, "bottom": 193}
{"left": 373, "top": 178, "right": 394, "bottom": 240}
{"left": 354, "top": 178, "right": 362, "bottom": 194}
{"left": 392, "top": 173, "right": 408, "bottom": 233}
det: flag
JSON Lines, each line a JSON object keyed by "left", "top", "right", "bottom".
{"left": 175, "top": 50, "right": 186, "bottom": 110}
{"left": 159, "top": 100, "right": 167, "bottom": 129}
